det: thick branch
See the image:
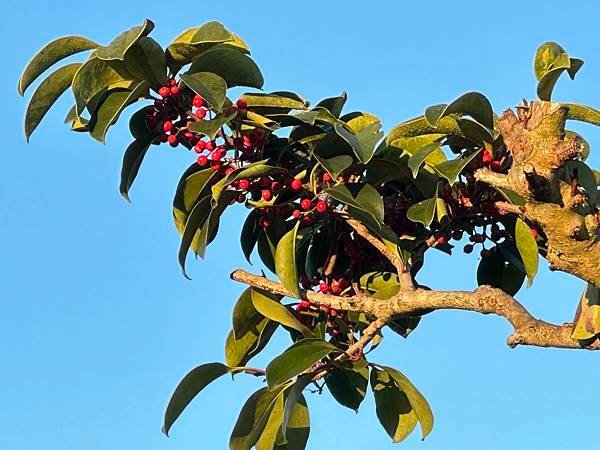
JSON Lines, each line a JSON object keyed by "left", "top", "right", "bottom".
{"left": 231, "top": 269, "right": 599, "bottom": 350}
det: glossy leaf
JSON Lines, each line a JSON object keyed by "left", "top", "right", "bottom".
{"left": 477, "top": 251, "right": 525, "bottom": 296}
{"left": 188, "top": 110, "right": 237, "bottom": 140}
{"left": 371, "top": 367, "right": 418, "bottom": 443}
{"left": 241, "top": 92, "right": 309, "bottom": 113}
{"left": 166, "top": 21, "right": 234, "bottom": 66}
{"left": 251, "top": 288, "right": 313, "bottom": 336}
{"left": 24, "top": 63, "right": 81, "bottom": 140}
{"left": 96, "top": 19, "right": 154, "bottom": 61}
{"left": 316, "top": 92, "right": 347, "bottom": 117}
{"left": 408, "top": 143, "right": 441, "bottom": 178}
{"left": 178, "top": 195, "right": 213, "bottom": 277}
{"left": 163, "top": 362, "right": 230, "bottom": 436}
{"left": 275, "top": 222, "right": 302, "bottom": 298}
{"left": 433, "top": 149, "right": 482, "bottom": 183}
{"left": 180, "top": 72, "right": 227, "bottom": 112}
{"left": 326, "top": 366, "right": 369, "bottom": 411}
{"left": 266, "top": 338, "right": 336, "bottom": 389}
{"left": 119, "top": 136, "right": 154, "bottom": 201}
{"left": 18, "top": 36, "right": 98, "bottom": 96}
{"left": 241, "top": 210, "right": 261, "bottom": 263}
{"left": 225, "top": 320, "right": 278, "bottom": 368}
{"left": 72, "top": 58, "right": 134, "bottom": 115}
{"left": 90, "top": 81, "right": 148, "bottom": 142}
{"left": 431, "top": 92, "right": 494, "bottom": 130}
{"left": 188, "top": 47, "right": 263, "bottom": 88}
{"left": 123, "top": 36, "right": 168, "bottom": 88}
{"left": 255, "top": 392, "right": 285, "bottom": 450}
{"left": 324, "top": 183, "right": 384, "bottom": 227}
{"left": 406, "top": 191, "right": 438, "bottom": 227}
{"left": 514, "top": 217, "right": 539, "bottom": 286}
{"left": 279, "top": 388, "right": 310, "bottom": 450}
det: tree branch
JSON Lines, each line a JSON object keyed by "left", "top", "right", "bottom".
{"left": 230, "top": 269, "right": 599, "bottom": 351}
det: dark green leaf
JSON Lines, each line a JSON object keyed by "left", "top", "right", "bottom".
{"left": 316, "top": 92, "right": 347, "bottom": 117}
{"left": 119, "top": 136, "right": 154, "bottom": 201}
{"left": 96, "top": 19, "right": 154, "bottom": 61}
{"left": 266, "top": 338, "right": 336, "bottom": 389}
{"left": 279, "top": 384, "right": 310, "bottom": 450}
{"left": 180, "top": 72, "right": 227, "bottom": 112}
{"left": 275, "top": 222, "right": 302, "bottom": 298}
{"left": 406, "top": 190, "right": 438, "bottom": 227}
{"left": 163, "top": 362, "right": 230, "bottom": 436}
{"left": 123, "top": 36, "right": 168, "bottom": 88}
{"left": 166, "top": 21, "right": 235, "bottom": 66}
{"left": 477, "top": 251, "right": 525, "bottom": 296}
{"left": 90, "top": 81, "right": 148, "bottom": 142}
{"left": 188, "top": 47, "right": 263, "bottom": 88}
{"left": 432, "top": 92, "right": 494, "bottom": 130}
{"left": 433, "top": 149, "right": 482, "bottom": 183}
{"left": 225, "top": 320, "right": 278, "bottom": 367}
{"left": 564, "top": 103, "right": 600, "bottom": 126}
{"left": 24, "top": 63, "right": 81, "bottom": 141}
{"left": 241, "top": 210, "right": 261, "bottom": 263}
{"left": 326, "top": 366, "right": 369, "bottom": 411}
{"left": 324, "top": 183, "right": 384, "bottom": 227}
{"left": 178, "top": 195, "right": 213, "bottom": 277}
{"left": 408, "top": 143, "right": 441, "bottom": 178}
{"left": 188, "top": 110, "right": 237, "bottom": 140}
{"left": 18, "top": 36, "right": 98, "bottom": 96}
{"left": 241, "top": 92, "right": 309, "bottom": 114}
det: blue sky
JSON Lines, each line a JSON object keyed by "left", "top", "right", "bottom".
{"left": 2, "top": 1, "right": 600, "bottom": 449}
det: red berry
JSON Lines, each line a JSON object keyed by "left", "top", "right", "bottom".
{"left": 530, "top": 227, "right": 538, "bottom": 239}
{"left": 225, "top": 167, "right": 235, "bottom": 176}
{"left": 236, "top": 98, "right": 248, "bottom": 109}
{"left": 194, "top": 143, "right": 204, "bottom": 154}
{"left": 436, "top": 235, "right": 447, "bottom": 244}
{"left": 322, "top": 172, "right": 332, "bottom": 183}
{"left": 300, "top": 198, "right": 312, "bottom": 210}
{"left": 237, "top": 194, "right": 246, "bottom": 203}
{"left": 271, "top": 181, "right": 282, "bottom": 192}
{"left": 330, "top": 281, "right": 341, "bottom": 294}
{"left": 184, "top": 131, "right": 195, "bottom": 140}
{"left": 482, "top": 149, "right": 493, "bottom": 164}
{"left": 319, "top": 281, "right": 329, "bottom": 293}
{"left": 163, "top": 120, "right": 173, "bottom": 132}
{"left": 211, "top": 163, "right": 222, "bottom": 171}
{"left": 300, "top": 300, "right": 311, "bottom": 309}
{"left": 168, "top": 79, "right": 177, "bottom": 86}
{"left": 170, "top": 85, "right": 180, "bottom": 95}
{"left": 261, "top": 190, "right": 273, "bottom": 201}
{"left": 210, "top": 150, "right": 222, "bottom": 161}
{"left": 302, "top": 215, "right": 314, "bottom": 226}
{"left": 291, "top": 179, "right": 303, "bottom": 190}
{"left": 490, "top": 160, "right": 502, "bottom": 171}
{"left": 292, "top": 209, "right": 301, "bottom": 219}
{"left": 316, "top": 200, "right": 327, "bottom": 213}
{"left": 330, "top": 308, "right": 338, "bottom": 316}
{"left": 205, "top": 140, "right": 215, "bottom": 151}
{"left": 239, "top": 179, "right": 250, "bottom": 190}
{"left": 167, "top": 134, "right": 178, "bottom": 147}
{"left": 260, "top": 217, "right": 271, "bottom": 228}
{"left": 196, "top": 108, "right": 207, "bottom": 120}
{"left": 158, "top": 86, "right": 170, "bottom": 97}
{"left": 158, "top": 133, "right": 168, "bottom": 143}
{"left": 192, "top": 95, "right": 204, "bottom": 108}
{"left": 197, "top": 155, "right": 208, "bottom": 166}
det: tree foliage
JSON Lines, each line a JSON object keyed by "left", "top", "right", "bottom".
{"left": 19, "top": 20, "right": 600, "bottom": 448}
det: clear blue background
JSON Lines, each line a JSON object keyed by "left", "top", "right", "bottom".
{"left": 2, "top": 1, "right": 599, "bottom": 449}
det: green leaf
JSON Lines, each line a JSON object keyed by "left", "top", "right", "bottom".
{"left": 314, "top": 154, "right": 353, "bottom": 180}
{"left": 533, "top": 43, "right": 583, "bottom": 101}
{"left": 316, "top": 92, "right": 347, "bottom": 117}
{"left": 564, "top": 160, "right": 598, "bottom": 205}
{"left": 370, "top": 367, "right": 419, "bottom": 443}
{"left": 95, "top": 19, "right": 154, "bottom": 61}
{"left": 432, "top": 92, "right": 494, "bottom": 130}
{"left": 514, "top": 217, "right": 539, "bottom": 286}
{"left": 128, "top": 106, "right": 154, "bottom": 139}
{"left": 324, "top": 183, "right": 385, "bottom": 227}
{"left": 333, "top": 122, "right": 380, "bottom": 164}
{"left": 325, "top": 366, "right": 369, "bottom": 411}
{"left": 163, "top": 362, "right": 230, "bottom": 436}
{"left": 279, "top": 385, "right": 310, "bottom": 450}
{"left": 90, "top": 81, "right": 148, "bottom": 142}
{"left": 180, "top": 72, "right": 227, "bottom": 112}
{"left": 386, "top": 134, "right": 445, "bottom": 157}
{"left": 564, "top": 103, "right": 600, "bottom": 126}
{"left": 119, "top": 136, "right": 154, "bottom": 201}
{"left": 72, "top": 58, "right": 134, "bottom": 115}
{"left": 275, "top": 222, "right": 302, "bottom": 298}
{"left": 188, "top": 110, "right": 237, "bottom": 139}
{"left": 406, "top": 191, "right": 438, "bottom": 227}
{"left": 178, "top": 195, "right": 213, "bottom": 277}
{"left": 230, "top": 385, "right": 289, "bottom": 450}
{"left": 225, "top": 320, "right": 278, "bottom": 367}
{"left": 534, "top": 42, "right": 565, "bottom": 81}
{"left": 251, "top": 289, "right": 313, "bottom": 336}
{"left": 18, "top": 36, "right": 98, "bottom": 96}
{"left": 241, "top": 92, "right": 309, "bottom": 114}
{"left": 187, "top": 47, "right": 263, "bottom": 88}
{"left": 166, "top": 21, "right": 235, "bottom": 67}
{"left": 256, "top": 391, "right": 285, "bottom": 450}
{"left": 241, "top": 210, "right": 261, "bottom": 264}
{"left": 375, "top": 365, "right": 434, "bottom": 440}
{"left": 433, "top": 149, "right": 482, "bottom": 183}
{"left": 123, "top": 36, "right": 168, "bottom": 88}
{"left": 571, "top": 283, "right": 600, "bottom": 341}
{"left": 477, "top": 251, "right": 525, "bottom": 296}
{"left": 408, "top": 143, "right": 441, "bottom": 178}
{"left": 266, "top": 338, "right": 336, "bottom": 389}
{"left": 24, "top": 63, "right": 81, "bottom": 141}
